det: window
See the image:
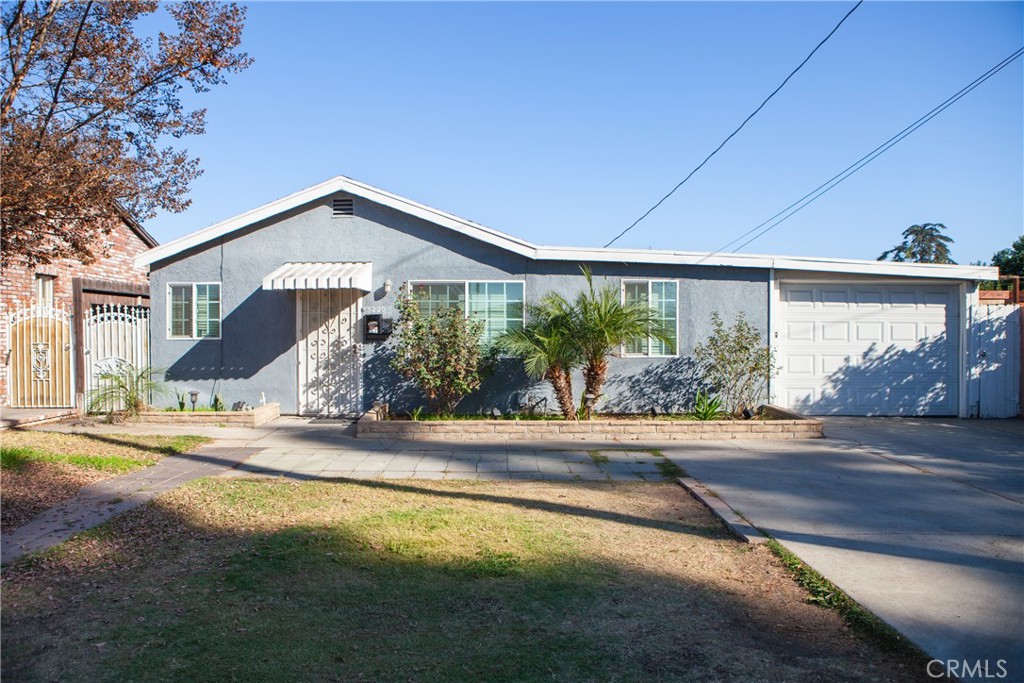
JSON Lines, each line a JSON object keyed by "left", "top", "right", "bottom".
{"left": 34, "top": 274, "right": 55, "bottom": 307}
{"left": 468, "top": 281, "right": 524, "bottom": 345}
{"left": 168, "top": 283, "right": 221, "bottom": 339}
{"left": 623, "top": 280, "right": 677, "bottom": 356}
{"left": 409, "top": 280, "right": 524, "bottom": 345}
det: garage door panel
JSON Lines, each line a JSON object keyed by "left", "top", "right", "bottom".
{"left": 787, "top": 321, "right": 815, "bottom": 341}
{"left": 787, "top": 354, "right": 816, "bottom": 374}
{"left": 821, "top": 322, "right": 849, "bottom": 341}
{"left": 855, "top": 290, "right": 884, "bottom": 307}
{"left": 889, "top": 322, "right": 918, "bottom": 342}
{"left": 777, "top": 283, "right": 959, "bottom": 416}
{"left": 822, "top": 289, "right": 851, "bottom": 307}
{"left": 821, "top": 354, "right": 849, "bottom": 374}
{"left": 890, "top": 291, "right": 917, "bottom": 307}
{"left": 786, "top": 288, "right": 815, "bottom": 306}
{"left": 855, "top": 322, "right": 884, "bottom": 342}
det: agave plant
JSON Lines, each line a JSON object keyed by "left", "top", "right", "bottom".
{"left": 692, "top": 389, "right": 725, "bottom": 421}
{"left": 88, "top": 363, "right": 169, "bottom": 418}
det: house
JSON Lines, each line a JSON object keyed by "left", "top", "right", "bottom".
{"left": 135, "top": 176, "right": 1008, "bottom": 418}
{"left": 1, "top": 208, "right": 158, "bottom": 410}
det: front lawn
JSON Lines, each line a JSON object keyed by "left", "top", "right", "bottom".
{"left": 1, "top": 479, "right": 932, "bottom": 682}
{"left": 0, "top": 431, "right": 210, "bottom": 531}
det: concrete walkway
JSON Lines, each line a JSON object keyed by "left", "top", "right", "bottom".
{"left": 663, "top": 417, "right": 1024, "bottom": 683}
{"left": 2, "top": 417, "right": 669, "bottom": 564}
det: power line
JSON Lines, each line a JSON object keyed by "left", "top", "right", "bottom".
{"left": 603, "top": 0, "right": 863, "bottom": 249}
{"left": 706, "top": 46, "right": 1024, "bottom": 257}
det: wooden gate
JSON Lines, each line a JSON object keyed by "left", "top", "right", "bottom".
{"left": 7, "top": 304, "right": 74, "bottom": 408}
{"left": 83, "top": 304, "right": 151, "bottom": 406}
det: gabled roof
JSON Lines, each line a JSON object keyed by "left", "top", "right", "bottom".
{"left": 114, "top": 203, "right": 158, "bottom": 248}
{"left": 136, "top": 175, "right": 997, "bottom": 281}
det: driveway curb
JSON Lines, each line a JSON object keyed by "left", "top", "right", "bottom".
{"left": 676, "top": 476, "right": 768, "bottom": 544}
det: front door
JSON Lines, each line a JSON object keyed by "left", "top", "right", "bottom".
{"left": 297, "top": 289, "right": 361, "bottom": 416}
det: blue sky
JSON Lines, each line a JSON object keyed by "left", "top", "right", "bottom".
{"left": 146, "top": 1, "right": 1023, "bottom": 265}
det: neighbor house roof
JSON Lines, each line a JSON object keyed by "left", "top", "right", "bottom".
{"left": 114, "top": 203, "right": 158, "bottom": 248}
{"left": 136, "top": 176, "right": 997, "bottom": 281}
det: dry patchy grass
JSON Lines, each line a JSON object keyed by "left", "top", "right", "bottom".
{"left": 1, "top": 478, "right": 933, "bottom": 682}
{"left": 0, "top": 431, "right": 209, "bottom": 532}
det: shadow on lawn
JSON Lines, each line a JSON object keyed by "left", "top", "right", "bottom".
{"left": 0, "top": 482, "right": 940, "bottom": 683}
{"left": 8, "top": 429, "right": 206, "bottom": 459}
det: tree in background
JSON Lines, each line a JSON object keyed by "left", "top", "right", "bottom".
{"left": 878, "top": 223, "right": 956, "bottom": 264}
{"left": 1, "top": 1, "right": 252, "bottom": 268}
{"left": 991, "top": 236, "right": 1024, "bottom": 277}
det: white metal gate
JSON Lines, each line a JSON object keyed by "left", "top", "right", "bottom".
{"left": 297, "top": 289, "right": 361, "bottom": 416}
{"left": 971, "top": 302, "right": 1021, "bottom": 418}
{"left": 83, "top": 305, "right": 151, "bottom": 405}
{"left": 6, "top": 304, "right": 74, "bottom": 407}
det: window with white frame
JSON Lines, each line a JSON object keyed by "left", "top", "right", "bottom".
{"left": 34, "top": 274, "right": 55, "bottom": 307}
{"left": 168, "top": 283, "right": 221, "bottom": 339}
{"left": 623, "top": 280, "right": 677, "bottom": 356}
{"left": 409, "top": 280, "right": 524, "bottom": 345}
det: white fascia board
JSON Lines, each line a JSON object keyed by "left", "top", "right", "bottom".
{"left": 135, "top": 175, "right": 1000, "bottom": 282}
{"left": 135, "top": 175, "right": 538, "bottom": 268}
{"left": 534, "top": 247, "right": 998, "bottom": 280}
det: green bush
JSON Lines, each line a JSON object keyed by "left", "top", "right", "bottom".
{"left": 694, "top": 313, "right": 777, "bottom": 415}
{"left": 390, "top": 287, "right": 492, "bottom": 415}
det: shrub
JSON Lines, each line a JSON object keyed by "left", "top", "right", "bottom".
{"left": 390, "top": 287, "right": 491, "bottom": 415}
{"left": 88, "top": 363, "right": 168, "bottom": 418}
{"left": 693, "top": 313, "right": 777, "bottom": 415}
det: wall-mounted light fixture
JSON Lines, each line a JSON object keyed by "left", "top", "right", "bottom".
{"left": 384, "top": 279, "right": 393, "bottom": 294}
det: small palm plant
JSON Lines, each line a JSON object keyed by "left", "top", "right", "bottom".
{"left": 496, "top": 293, "right": 581, "bottom": 421}
{"left": 572, "top": 266, "right": 673, "bottom": 414}
{"left": 88, "top": 363, "right": 168, "bottom": 419}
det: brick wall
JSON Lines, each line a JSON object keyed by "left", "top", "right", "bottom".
{"left": 1, "top": 217, "right": 153, "bottom": 405}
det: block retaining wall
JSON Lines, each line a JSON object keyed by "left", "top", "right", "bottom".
{"left": 135, "top": 403, "right": 280, "bottom": 428}
{"left": 357, "top": 406, "right": 822, "bottom": 441}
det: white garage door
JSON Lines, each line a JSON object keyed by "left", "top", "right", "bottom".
{"left": 776, "top": 283, "right": 960, "bottom": 416}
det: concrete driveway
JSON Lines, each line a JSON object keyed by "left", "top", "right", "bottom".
{"left": 664, "top": 417, "right": 1024, "bottom": 682}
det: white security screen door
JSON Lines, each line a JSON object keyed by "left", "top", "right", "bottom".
{"left": 297, "top": 289, "right": 361, "bottom": 416}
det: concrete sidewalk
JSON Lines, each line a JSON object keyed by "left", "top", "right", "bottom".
{"left": 664, "top": 418, "right": 1024, "bottom": 683}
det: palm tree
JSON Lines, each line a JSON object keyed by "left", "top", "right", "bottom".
{"left": 571, "top": 267, "right": 672, "bottom": 415}
{"left": 496, "top": 294, "right": 580, "bottom": 420}
{"left": 878, "top": 223, "right": 956, "bottom": 264}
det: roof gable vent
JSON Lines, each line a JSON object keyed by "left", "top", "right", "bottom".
{"left": 332, "top": 197, "right": 354, "bottom": 217}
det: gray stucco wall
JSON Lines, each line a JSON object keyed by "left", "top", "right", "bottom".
{"left": 149, "top": 194, "right": 769, "bottom": 415}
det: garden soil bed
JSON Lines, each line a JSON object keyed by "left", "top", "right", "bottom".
{"left": 357, "top": 405, "right": 822, "bottom": 440}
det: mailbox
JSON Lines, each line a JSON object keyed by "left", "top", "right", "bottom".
{"left": 363, "top": 314, "right": 393, "bottom": 341}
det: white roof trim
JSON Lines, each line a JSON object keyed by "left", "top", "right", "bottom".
{"left": 263, "top": 261, "right": 372, "bottom": 292}
{"left": 137, "top": 175, "right": 999, "bottom": 281}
